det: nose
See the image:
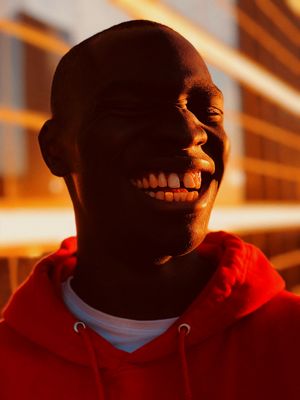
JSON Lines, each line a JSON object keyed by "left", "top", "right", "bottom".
{"left": 157, "top": 106, "right": 207, "bottom": 150}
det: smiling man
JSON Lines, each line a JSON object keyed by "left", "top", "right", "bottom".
{"left": 1, "top": 20, "right": 300, "bottom": 400}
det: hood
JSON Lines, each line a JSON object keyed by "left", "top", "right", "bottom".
{"left": 2, "top": 231, "right": 285, "bottom": 369}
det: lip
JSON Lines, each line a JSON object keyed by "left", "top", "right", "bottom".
{"left": 128, "top": 156, "right": 216, "bottom": 179}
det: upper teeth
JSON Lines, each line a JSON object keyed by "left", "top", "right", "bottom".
{"left": 132, "top": 172, "right": 201, "bottom": 190}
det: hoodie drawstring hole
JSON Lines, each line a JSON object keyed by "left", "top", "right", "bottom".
{"left": 74, "top": 321, "right": 86, "bottom": 333}
{"left": 178, "top": 323, "right": 191, "bottom": 335}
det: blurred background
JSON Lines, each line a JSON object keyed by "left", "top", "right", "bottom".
{"left": 0, "top": 0, "right": 300, "bottom": 309}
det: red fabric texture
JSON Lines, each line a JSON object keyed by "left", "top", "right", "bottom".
{"left": 1, "top": 231, "right": 300, "bottom": 399}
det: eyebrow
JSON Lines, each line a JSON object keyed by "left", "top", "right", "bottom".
{"left": 191, "top": 83, "right": 223, "bottom": 97}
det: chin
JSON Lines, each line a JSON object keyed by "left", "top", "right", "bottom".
{"left": 170, "top": 223, "right": 208, "bottom": 257}
{"left": 132, "top": 215, "right": 210, "bottom": 260}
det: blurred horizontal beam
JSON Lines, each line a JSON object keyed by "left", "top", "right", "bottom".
{"left": 0, "top": 108, "right": 48, "bottom": 130}
{"left": 0, "top": 208, "right": 75, "bottom": 250}
{"left": 227, "top": 111, "right": 300, "bottom": 151}
{"left": 211, "top": 204, "right": 300, "bottom": 235}
{"left": 112, "top": 0, "right": 300, "bottom": 115}
{"left": 270, "top": 249, "right": 300, "bottom": 271}
{"left": 0, "top": 204, "right": 300, "bottom": 254}
{"left": 0, "top": 19, "right": 69, "bottom": 55}
{"left": 235, "top": 157, "right": 300, "bottom": 183}
{"left": 255, "top": 0, "right": 300, "bottom": 46}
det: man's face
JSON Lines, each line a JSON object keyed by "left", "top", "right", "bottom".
{"left": 70, "top": 27, "right": 228, "bottom": 259}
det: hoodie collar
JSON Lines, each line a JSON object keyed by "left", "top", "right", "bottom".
{"left": 2, "top": 231, "right": 285, "bottom": 367}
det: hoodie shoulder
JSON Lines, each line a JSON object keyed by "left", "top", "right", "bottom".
{"left": 260, "top": 290, "right": 300, "bottom": 324}
{"left": 0, "top": 319, "right": 38, "bottom": 388}
{"left": 0, "top": 319, "right": 39, "bottom": 362}
{"left": 239, "top": 289, "right": 300, "bottom": 347}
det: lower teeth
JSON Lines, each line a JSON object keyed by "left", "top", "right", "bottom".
{"left": 145, "top": 191, "right": 198, "bottom": 202}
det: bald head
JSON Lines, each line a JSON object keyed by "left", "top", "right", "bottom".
{"left": 50, "top": 20, "right": 212, "bottom": 135}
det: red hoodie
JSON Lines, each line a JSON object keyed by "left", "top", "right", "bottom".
{"left": 1, "top": 231, "right": 300, "bottom": 400}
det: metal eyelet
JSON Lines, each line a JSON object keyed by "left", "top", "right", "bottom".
{"left": 178, "top": 323, "right": 191, "bottom": 335}
{"left": 74, "top": 321, "right": 86, "bottom": 333}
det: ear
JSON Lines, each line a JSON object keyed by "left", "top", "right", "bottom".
{"left": 38, "top": 119, "right": 73, "bottom": 177}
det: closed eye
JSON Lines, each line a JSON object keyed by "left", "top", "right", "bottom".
{"left": 187, "top": 88, "right": 224, "bottom": 125}
{"left": 187, "top": 104, "right": 223, "bottom": 125}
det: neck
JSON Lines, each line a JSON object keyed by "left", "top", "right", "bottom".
{"left": 71, "top": 233, "right": 215, "bottom": 320}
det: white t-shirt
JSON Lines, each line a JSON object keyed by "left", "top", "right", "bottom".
{"left": 61, "top": 277, "right": 178, "bottom": 353}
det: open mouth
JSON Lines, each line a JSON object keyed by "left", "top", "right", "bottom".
{"left": 130, "top": 170, "right": 211, "bottom": 203}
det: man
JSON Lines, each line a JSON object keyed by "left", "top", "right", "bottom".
{"left": 0, "top": 20, "right": 299, "bottom": 400}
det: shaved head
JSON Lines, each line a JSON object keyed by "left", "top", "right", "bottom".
{"left": 50, "top": 20, "right": 214, "bottom": 137}
{"left": 51, "top": 20, "right": 193, "bottom": 133}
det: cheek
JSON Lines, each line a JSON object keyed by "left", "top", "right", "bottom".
{"left": 204, "top": 126, "right": 227, "bottom": 154}
{"left": 73, "top": 154, "right": 135, "bottom": 223}
{"left": 203, "top": 127, "right": 228, "bottom": 178}
{"left": 82, "top": 115, "right": 145, "bottom": 147}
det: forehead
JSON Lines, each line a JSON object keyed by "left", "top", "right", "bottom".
{"left": 86, "top": 27, "right": 216, "bottom": 99}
